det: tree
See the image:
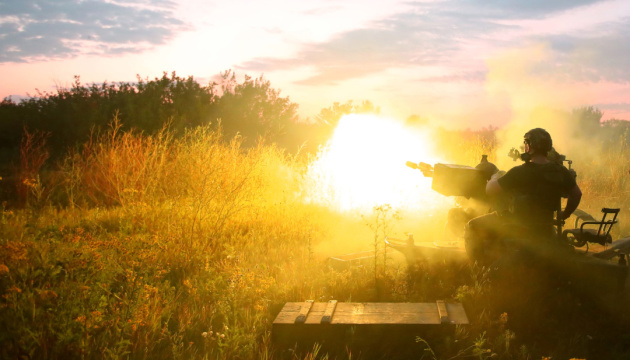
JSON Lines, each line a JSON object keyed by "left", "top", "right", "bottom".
{"left": 0, "top": 71, "right": 302, "bottom": 162}
{"left": 209, "top": 70, "right": 299, "bottom": 147}
{"left": 571, "top": 106, "right": 603, "bottom": 139}
{"left": 312, "top": 100, "right": 380, "bottom": 145}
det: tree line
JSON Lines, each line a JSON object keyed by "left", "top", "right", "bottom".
{"left": 1, "top": 71, "right": 628, "bottom": 176}
{"left": 0, "top": 71, "right": 388, "bottom": 167}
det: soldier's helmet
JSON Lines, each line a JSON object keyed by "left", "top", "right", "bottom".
{"left": 524, "top": 128, "right": 552, "bottom": 155}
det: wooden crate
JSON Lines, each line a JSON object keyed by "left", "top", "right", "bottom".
{"left": 273, "top": 300, "right": 469, "bottom": 350}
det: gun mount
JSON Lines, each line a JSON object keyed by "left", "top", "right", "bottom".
{"left": 398, "top": 152, "right": 629, "bottom": 295}
{"left": 406, "top": 161, "right": 487, "bottom": 199}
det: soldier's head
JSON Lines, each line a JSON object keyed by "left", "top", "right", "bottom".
{"left": 524, "top": 128, "right": 552, "bottom": 156}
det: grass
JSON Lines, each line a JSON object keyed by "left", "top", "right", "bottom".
{"left": 1, "top": 123, "right": 629, "bottom": 359}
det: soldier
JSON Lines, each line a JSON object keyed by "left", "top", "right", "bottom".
{"left": 465, "top": 128, "right": 582, "bottom": 265}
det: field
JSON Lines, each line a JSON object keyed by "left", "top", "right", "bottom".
{"left": 1, "top": 118, "right": 630, "bottom": 359}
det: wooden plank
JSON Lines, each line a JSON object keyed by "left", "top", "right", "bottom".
{"left": 436, "top": 300, "right": 448, "bottom": 324}
{"left": 274, "top": 302, "right": 326, "bottom": 324}
{"left": 302, "top": 303, "right": 440, "bottom": 325}
{"left": 330, "top": 303, "right": 440, "bottom": 324}
{"left": 329, "top": 251, "right": 375, "bottom": 261}
{"left": 294, "top": 300, "right": 314, "bottom": 324}
{"left": 446, "top": 302, "right": 468, "bottom": 324}
{"left": 321, "top": 300, "right": 338, "bottom": 324}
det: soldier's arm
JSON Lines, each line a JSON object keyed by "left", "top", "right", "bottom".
{"left": 486, "top": 173, "right": 503, "bottom": 196}
{"left": 560, "top": 184, "right": 582, "bottom": 220}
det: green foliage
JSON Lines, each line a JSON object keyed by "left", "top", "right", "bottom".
{"left": 0, "top": 127, "right": 328, "bottom": 359}
{"left": 315, "top": 100, "right": 380, "bottom": 126}
{"left": 362, "top": 204, "right": 400, "bottom": 298}
{"left": 211, "top": 70, "right": 299, "bottom": 148}
{"left": 310, "top": 100, "right": 380, "bottom": 148}
{"left": 0, "top": 71, "right": 300, "bottom": 162}
{"left": 571, "top": 106, "right": 603, "bottom": 138}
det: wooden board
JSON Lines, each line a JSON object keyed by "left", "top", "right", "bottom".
{"left": 321, "top": 300, "right": 337, "bottom": 324}
{"left": 328, "top": 251, "right": 376, "bottom": 270}
{"left": 385, "top": 237, "right": 468, "bottom": 264}
{"left": 274, "top": 301, "right": 469, "bottom": 326}
{"left": 294, "top": 300, "right": 313, "bottom": 324}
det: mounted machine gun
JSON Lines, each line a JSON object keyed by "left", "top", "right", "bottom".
{"left": 389, "top": 151, "right": 630, "bottom": 293}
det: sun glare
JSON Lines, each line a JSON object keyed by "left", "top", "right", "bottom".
{"left": 306, "top": 114, "right": 447, "bottom": 212}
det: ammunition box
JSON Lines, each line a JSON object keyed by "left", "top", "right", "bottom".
{"left": 432, "top": 163, "right": 486, "bottom": 198}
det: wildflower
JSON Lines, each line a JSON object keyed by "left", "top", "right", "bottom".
{"left": 22, "top": 178, "right": 36, "bottom": 187}
{"left": 220, "top": 334, "right": 225, "bottom": 339}
{"left": 0, "top": 264, "right": 9, "bottom": 275}
{"left": 201, "top": 332, "right": 208, "bottom": 338}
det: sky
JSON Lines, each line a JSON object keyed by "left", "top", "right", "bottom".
{"left": 1, "top": 0, "right": 630, "bottom": 129}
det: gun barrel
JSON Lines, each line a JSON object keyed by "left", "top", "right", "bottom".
{"left": 418, "top": 162, "right": 433, "bottom": 173}
{"left": 407, "top": 161, "right": 434, "bottom": 177}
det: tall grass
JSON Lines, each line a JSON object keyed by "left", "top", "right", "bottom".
{"left": 1, "top": 122, "right": 330, "bottom": 359}
{"left": 576, "top": 132, "right": 630, "bottom": 235}
{"left": 1, "top": 123, "right": 629, "bottom": 359}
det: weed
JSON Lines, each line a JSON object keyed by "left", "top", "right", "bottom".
{"left": 1, "top": 122, "right": 630, "bottom": 359}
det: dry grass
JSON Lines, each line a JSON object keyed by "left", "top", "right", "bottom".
{"left": 1, "top": 124, "right": 629, "bottom": 359}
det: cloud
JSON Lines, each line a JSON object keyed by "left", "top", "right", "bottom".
{"left": 456, "top": 0, "right": 606, "bottom": 19}
{"left": 241, "top": 3, "right": 507, "bottom": 85}
{"left": 240, "top": 0, "right": 625, "bottom": 86}
{"left": 540, "top": 19, "right": 630, "bottom": 83}
{"left": 0, "top": 0, "right": 188, "bottom": 63}
{"left": 416, "top": 71, "right": 487, "bottom": 83}
{"left": 594, "top": 102, "right": 630, "bottom": 120}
